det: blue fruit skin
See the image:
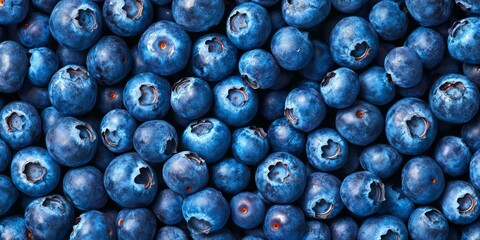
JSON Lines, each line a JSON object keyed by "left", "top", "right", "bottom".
{"left": 18, "top": 82, "right": 51, "bottom": 110}
{"left": 134, "top": 120, "right": 177, "bottom": 164}
{"left": 0, "top": 41, "right": 28, "bottom": 93}
{"left": 24, "top": 195, "right": 75, "bottom": 240}
{"left": 182, "top": 188, "right": 230, "bottom": 234}
{"left": 17, "top": 12, "right": 51, "bottom": 48}
{"left": 163, "top": 151, "right": 209, "bottom": 196}
{"left": 0, "top": 139, "right": 10, "bottom": 172}
{"left": 462, "top": 114, "right": 480, "bottom": 151}
{"left": 182, "top": 118, "right": 231, "bottom": 164}
{"left": 385, "top": 47, "right": 423, "bottom": 88}
{"left": 255, "top": 152, "right": 307, "bottom": 204}
{"left": 97, "top": 86, "right": 124, "bottom": 114}
{"left": 46, "top": 117, "right": 98, "bottom": 167}
{"left": 0, "top": 216, "right": 28, "bottom": 240}
{"left": 263, "top": 205, "right": 305, "bottom": 240}
{"left": 131, "top": 45, "right": 148, "bottom": 75}
{"left": 332, "top": 145, "right": 361, "bottom": 179}
{"left": 63, "top": 166, "right": 108, "bottom": 211}
{"left": 284, "top": 87, "right": 326, "bottom": 132}
{"left": 330, "top": 217, "right": 358, "bottom": 240}
{"left": 464, "top": 63, "right": 480, "bottom": 87}
{"left": 434, "top": 136, "right": 471, "bottom": 177}
{"left": 398, "top": 75, "right": 430, "bottom": 98}
{"left": 360, "top": 144, "right": 402, "bottom": 179}
{"left": 268, "top": 118, "right": 306, "bottom": 156}
{"left": 49, "top": 0, "right": 103, "bottom": 50}
{"left": 271, "top": 26, "right": 313, "bottom": 71}
{"left": 462, "top": 221, "right": 480, "bottom": 239}
{"left": 261, "top": 90, "right": 287, "bottom": 121}
{"left": 0, "top": 101, "right": 41, "bottom": 150}
{"left": 300, "top": 40, "right": 335, "bottom": 81}
{"left": 32, "top": 0, "right": 59, "bottom": 13}
{"left": 358, "top": 215, "right": 408, "bottom": 240}
{"left": 230, "top": 192, "right": 266, "bottom": 229}
{"left": 0, "top": 0, "right": 28, "bottom": 24}
{"left": 306, "top": 128, "right": 349, "bottom": 172}
{"left": 104, "top": 153, "right": 158, "bottom": 207}
{"left": 456, "top": 0, "right": 480, "bottom": 13}
{"left": 320, "top": 68, "right": 360, "bottom": 109}
{"left": 337, "top": 101, "right": 384, "bottom": 146}
{"left": 139, "top": 21, "right": 191, "bottom": 76}
{"left": 153, "top": 188, "right": 184, "bottom": 225}
{"left": 171, "top": 77, "right": 212, "bottom": 119}
{"left": 71, "top": 210, "right": 115, "bottom": 240}
{"left": 300, "top": 172, "right": 343, "bottom": 220}
{"left": 156, "top": 226, "right": 188, "bottom": 240}
{"left": 56, "top": 45, "right": 87, "bottom": 67}
{"left": 87, "top": 35, "right": 132, "bottom": 85}
{"left": 213, "top": 76, "right": 259, "bottom": 127}
{"left": 189, "top": 227, "right": 235, "bottom": 240}
{"left": 471, "top": 150, "right": 480, "bottom": 190}
{"left": 405, "top": 27, "right": 445, "bottom": 69}
{"left": 301, "top": 221, "right": 331, "bottom": 240}
{"left": 101, "top": 109, "right": 137, "bottom": 154}
{"left": 331, "top": 0, "right": 367, "bottom": 13}
{"left": 116, "top": 208, "right": 157, "bottom": 240}
{"left": 232, "top": 127, "right": 269, "bottom": 166}
{"left": 385, "top": 98, "right": 438, "bottom": 155}
{"left": 191, "top": 34, "right": 237, "bottom": 82}
{"left": 0, "top": 175, "right": 18, "bottom": 215}
{"left": 123, "top": 72, "right": 171, "bottom": 121}
{"left": 359, "top": 66, "right": 395, "bottom": 105}
{"left": 340, "top": 171, "right": 385, "bottom": 217}
{"left": 402, "top": 156, "right": 445, "bottom": 204}
{"left": 282, "top": 0, "right": 331, "bottom": 29}
{"left": 448, "top": 17, "right": 480, "bottom": 64}
{"left": 226, "top": 3, "right": 271, "bottom": 50}
{"left": 239, "top": 49, "right": 279, "bottom": 90}
{"left": 40, "top": 106, "right": 64, "bottom": 135}
{"left": 440, "top": 181, "right": 480, "bottom": 225}
{"left": 379, "top": 183, "right": 415, "bottom": 222}
{"left": 212, "top": 158, "right": 251, "bottom": 195}
{"left": 91, "top": 144, "right": 116, "bottom": 172}
{"left": 369, "top": 1, "right": 408, "bottom": 40}
{"left": 429, "top": 74, "right": 480, "bottom": 124}
{"left": 172, "top": 0, "right": 224, "bottom": 32}
{"left": 28, "top": 48, "right": 59, "bottom": 87}
{"left": 48, "top": 65, "right": 97, "bottom": 116}
{"left": 405, "top": 0, "right": 452, "bottom": 27}
{"left": 408, "top": 207, "right": 449, "bottom": 240}
{"left": 330, "top": 16, "right": 379, "bottom": 70}
{"left": 103, "top": 0, "right": 153, "bottom": 37}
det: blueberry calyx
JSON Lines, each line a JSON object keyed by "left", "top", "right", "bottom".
{"left": 406, "top": 115, "right": 430, "bottom": 139}
{"left": 313, "top": 199, "right": 334, "bottom": 219}
{"left": 188, "top": 217, "right": 212, "bottom": 234}
{"left": 284, "top": 108, "right": 298, "bottom": 125}
{"left": 321, "top": 139, "right": 341, "bottom": 160}
{"left": 368, "top": 181, "right": 386, "bottom": 204}
{"left": 242, "top": 74, "right": 259, "bottom": 89}
{"left": 458, "top": 194, "right": 477, "bottom": 213}
{"left": 185, "top": 152, "right": 205, "bottom": 165}
{"left": 227, "top": 87, "right": 249, "bottom": 107}
{"left": 74, "top": 8, "right": 98, "bottom": 32}
{"left": 321, "top": 71, "right": 335, "bottom": 87}
{"left": 439, "top": 81, "right": 466, "bottom": 100}
{"left": 356, "top": 110, "right": 365, "bottom": 118}
{"left": 191, "top": 119, "right": 214, "bottom": 136}
{"left": 76, "top": 125, "right": 96, "bottom": 142}
{"left": 425, "top": 209, "right": 442, "bottom": 223}
{"left": 205, "top": 36, "right": 225, "bottom": 52}
{"left": 249, "top": 126, "right": 267, "bottom": 138}
{"left": 164, "top": 138, "right": 177, "bottom": 155}
{"left": 6, "top": 112, "right": 25, "bottom": 131}
{"left": 122, "top": 0, "right": 144, "bottom": 20}
{"left": 134, "top": 167, "right": 154, "bottom": 189}
{"left": 449, "top": 20, "right": 468, "bottom": 38}
{"left": 457, "top": 1, "right": 472, "bottom": 12}
{"left": 42, "top": 195, "right": 65, "bottom": 212}
{"left": 173, "top": 78, "right": 191, "bottom": 92}
{"left": 23, "top": 162, "right": 46, "bottom": 183}
{"left": 138, "top": 85, "right": 159, "bottom": 106}
{"left": 0, "top": 0, "right": 3, "bottom": 6}
{"left": 351, "top": 41, "right": 371, "bottom": 61}
{"left": 380, "top": 230, "right": 400, "bottom": 240}
{"left": 267, "top": 161, "right": 290, "bottom": 183}
{"left": 229, "top": 12, "right": 248, "bottom": 32}
{"left": 102, "top": 129, "right": 119, "bottom": 147}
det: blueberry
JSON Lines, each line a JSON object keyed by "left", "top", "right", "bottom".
{"left": 330, "top": 217, "right": 359, "bottom": 240}
{"left": 0, "top": 139, "right": 10, "bottom": 172}
{"left": 408, "top": 207, "right": 449, "bottom": 240}
{"left": 405, "top": 27, "right": 445, "bottom": 69}
{"left": 360, "top": 144, "right": 403, "bottom": 179}
{"left": 226, "top": 3, "right": 271, "bottom": 50}
{"left": 462, "top": 114, "right": 480, "bottom": 151}
{"left": 134, "top": 120, "right": 177, "bottom": 163}
{"left": 0, "top": 41, "right": 28, "bottom": 93}
{"left": 384, "top": 47, "right": 423, "bottom": 88}
{"left": 282, "top": 0, "right": 331, "bottom": 29}
{"left": 63, "top": 166, "right": 107, "bottom": 211}
{"left": 18, "top": 82, "right": 51, "bottom": 110}
{"left": 358, "top": 66, "right": 395, "bottom": 105}
{"left": 462, "top": 220, "right": 480, "bottom": 239}
{"left": 320, "top": 68, "right": 360, "bottom": 109}
{"left": 189, "top": 227, "right": 235, "bottom": 240}
{"left": 32, "top": 0, "right": 59, "bottom": 13}
{"left": 463, "top": 63, "right": 480, "bottom": 87}
{"left": 260, "top": 90, "right": 287, "bottom": 121}
{"left": 116, "top": 208, "right": 157, "bottom": 240}
{"left": 0, "top": 175, "right": 18, "bottom": 215}
{"left": 306, "top": 128, "right": 349, "bottom": 172}
{"left": 434, "top": 136, "right": 471, "bottom": 177}
{"left": 103, "top": 0, "right": 154, "bottom": 37}
{"left": 405, "top": 0, "right": 453, "bottom": 27}
{"left": 40, "top": 106, "right": 64, "bottom": 135}
{"left": 401, "top": 156, "right": 445, "bottom": 204}
{"left": 131, "top": 45, "right": 148, "bottom": 75}
{"left": 331, "top": 0, "right": 368, "bottom": 13}
{"left": 300, "top": 172, "right": 343, "bottom": 220}
{"left": 162, "top": 151, "right": 209, "bottom": 196}
{"left": 232, "top": 126, "right": 269, "bottom": 166}
{"left": 471, "top": 150, "right": 480, "bottom": 190}
{"left": 267, "top": 118, "right": 306, "bottom": 156}
{"left": 456, "top": 0, "right": 480, "bottom": 13}
{"left": 27, "top": 47, "right": 59, "bottom": 87}
{"left": 56, "top": 45, "right": 87, "bottom": 67}
{"left": 271, "top": 26, "right": 313, "bottom": 71}
{"left": 440, "top": 180, "right": 480, "bottom": 225}
{"left": 300, "top": 40, "right": 335, "bottom": 81}
{"left": 0, "top": 0, "right": 28, "bottom": 24}
{"left": 152, "top": 188, "right": 184, "bottom": 225}
{"left": 70, "top": 210, "right": 115, "bottom": 240}
{"left": 369, "top": 0, "right": 408, "bottom": 40}
{"left": 172, "top": 0, "right": 225, "bottom": 32}
{"left": 212, "top": 158, "right": 251, "bottom": 195}
{"left": 340, "top": 171, "right": 385, "bottom": 217}
{"left": 17, "top": 12, "right": 52, "bottom": 48}
{"left": 379, "top": 183, "right": 415, "bottom": 222}
{"left": 284, "top": 87, "right": 326, "bottom": 132}
{"left": 358, "top": 215, "right": 408, "bottom": 240}
{"left": 239, "top": 49, "right": 279, "bottom": 89}
{"left": 230, "top": 192, "right": 266, "bottom": 230}
{"left": 0, "top": 216, "right": 28, "bottom": 240}
{"left": 0, "top": 101, "right": 41, "bottom": 150}
{"left": 397, "top": 75, "right": 431, "bottom": 98}
{"left": 448, "top": 17, "right": 480, "bottom": 64}
{"left": 101, "top": 109, "right": 137, "bottom": 153}
{"left": 156, "top": 226, "right": 188, "bottom": 240}
{"left": 263, "top": 205, "right": 305, "bottom": 240}
{"left": 171, "top": 77, "right": 212, "bottom": 120}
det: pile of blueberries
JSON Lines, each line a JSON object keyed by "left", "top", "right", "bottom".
{"left": 3, "top": 0, "right": 480, "bottom": 239}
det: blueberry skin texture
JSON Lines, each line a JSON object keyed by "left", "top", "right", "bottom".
{"left": 103, "top": 0, "right": 153, "bottom": 37}
{"left": 230, "top": 192, "right": 266, "bottom": 229}
{"left": 300, "top": 40, "right": 335, "bottom": 81}
{"left": 471, "top": 150, "right": 480, "bottom": 190}
{"left": 24, "top": 195, "right": 75, "bottom": 240}
{"left": 189, "top": 227, "right": 235, "bottom": 240}
{"left": 340, "top": 171, "right": 385, "bottom": 217}
{"left": 321, "top": 68, "right": 360, "bottom": 109}
{"left": 434, "top": 136, "right": 471, "bottom": 177}
{"left": 48, "top": 65, "right": 97, "bottom": 116}
{"left": 0, "top": 139, "right": 10, "bottom": 172}
{"left": 172, "top": 0, "right": 224, "bottom": 32}
{"left": 18, "top": 82, "right": 51, "bottom": 110}
{"left": 49, "top": 0, "right": 103, "bottom": 50}
{"left": 408, "top": 207, "right": 449, "bottom": 240}
{"left": 17, "top": 12, "right": 52, "bottom": 48}
{"left": 40, "top": 106, "right": 64, "bottom": 135}
{"left": 369, "top": 1, "right": 408, "bottom": 41}
{"left": 28, "top": 47, "right": 59, "bottom": 87}
{"left": 182, "top": 118, "right": 231, "bottom": 164}
{"left": 0, "top": 101, "right": 41, "bottom": 150}
{"left": 462, "top": 114, "right": 480, "bottom": 151}
{"left": 226, "top": 3, "right": 271, "bottom": 50}
{"left": 104, "top": 153, "right": 157, "bottom": 207}
{"left": 405, "top": 27, "right": 445, "bottom": 69}
{"left": 134, "top": 120, "right": 177, "bottom": 164}
{"left": 359, "top": 66, "right": 395, "bottom": 106}
{"left": 284, "top": 87, "right": 326, "bottom": 132}
{"left": 331, "top": 0, "right": 367, "bottom": 13}
{"left": 440, "top": 181, "right": 480, "bottom": 225}
{"left": 97, "top": 86, "right": 124, "bottom": 114}
{"left": 182, "top": 188, "right": 230, "bottom": 234}
{"left": 379, "top": 184, "right": 416, "bottom": 222}
{"left": 261, "top": 90, "right": 287, "bottom": 121}
{"left": 171, "top": 77, "right": 212, "bottom": 119}
{"left": 32, "top": 0, "right": 59, "bottom": 13}
{"left": 0, "top": 0, "right": 28, "bottom": 24}
{"left": 70, "top": 210, "right": 115, "bottom": 240}
{"left": 232, "top": 127, "right": 269, "bottom": 166}
{"left": 0, "top": 175, "right": 18, "bottom": 215}
{"left": 156, "top": 226, "right": 188, "bottom": 240}
{"left": 330, "top": 217, "right": 359, "bottom": 240}
{"left": 239, "top": 49, "right": 279, "bottom": 90}
{"left": 300, "top": 221, "right": 330, "bottom": 240}
{"left": 330, "top": 16, "right": 379, "bottom": 70}
{"left": 87, "top": 35, "right": 133, "bottom": 85}
{"left": 56, "top": 45, "right": 87, "bottom": 67}
{"left": 255, "top": 152, "right": 307, "bottom": 204}
{"left": 429, "top": 74, "right": 480, "bottom": 124}
{"left": 163, "top": 151, "right": 209, "bottom": 196}
{"left": 282, "top": 0, "right": 331, "bottom": 29}
{"left": 0, "top": 216, "right": 28, "bottom": 240}
{"left": 448, "top": 18, "right": 480, "bottom": 64}
{"left": 263, "top": 205, "right": 305, "bottom": 240}
{"left": 464, "top": 63, "right": 480, "bottom": 87}
{"left": 271, "top": 26, "right": 313, "bottom": 71}
{"left": 153, "top": 188, "right": 184, "bottom": 225}
{"left": 213, "top": 76, "right": 259, "bottom": 127}
{"left": 46, "top": 117, "right": 98, "bottom": 167}
{"left": 358, "top": 215, "right": 408, "bottom": 240}
{"left": 267, "top": 118, "right": 306, "bottom": 156}
{"left": 306, "top": 128, "right": 349, "bottom": 172}
{"left": 212, "top": 158, "right": 251, "bottom": 195}
{"left": 462, "top": 221, "right": 480, "bottom": 239}
{"left": 385, "top": 98, "right": 438, "bottom": 155}
{"left": 139, "top": 21, "right": 191, "bottom": 76}
{"left": 0, "top": 41, "right": 28, "bottom": 93}
{"left": 191, "top": 34, "right": 237, "bottom": 82}
{"left": 123, "top": 72, "right": 171, "bottom": 121}
{"left": 401, "top": 156, "right": 445, "bottom": 204}
{"left": 456, "top": 0, "right": 480, "bottom": 13}
{"left": 101, "top": 109, "right": 137, "bottom": 153}
{"left": 132, "top": 45, "right": 148, "bottom": 75}
{"left": 384, "top": 47, "right": 423, "bottom": 88}
{"left": 116, "top": 208, "right": 157, "bottom": 240}
{"left": 360, "top": 144, "right": 403, "bottom": 179}
{"left": 63, "top": 166, "right": 108, "bottom": 211}
{"left": 405, "top": 0, "right": 453, "bottom": 27}
{"left": 300, "top": 172, "right": 343, "bottom": 220}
